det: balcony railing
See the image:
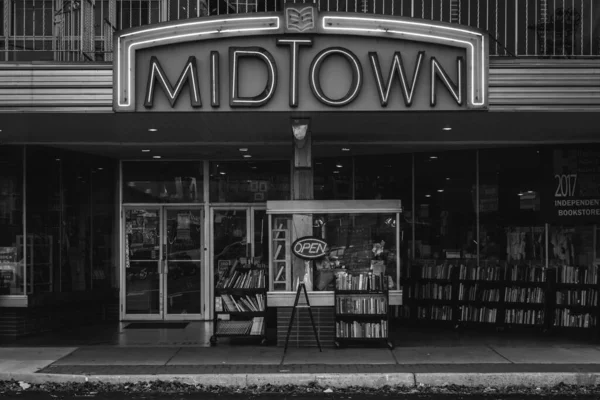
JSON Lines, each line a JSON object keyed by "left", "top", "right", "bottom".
{"left": 0, "top": 0, "right": 598, "bottom": 62}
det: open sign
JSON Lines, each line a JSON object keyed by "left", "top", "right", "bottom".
{"left": 292, "top": 237, "right": 329, "bottom": 260}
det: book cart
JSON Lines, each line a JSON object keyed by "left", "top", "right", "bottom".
{"left": 210, "top": 258, "right": 268, "bottom": 345}
{"left": 334, "top": 271, "right": 393, "bottom": 349}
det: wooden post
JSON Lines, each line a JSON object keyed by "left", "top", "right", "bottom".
{"left": 291, "top": 119, "right": 313, "bottom": 290}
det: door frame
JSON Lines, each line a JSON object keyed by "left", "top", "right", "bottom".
{"left": 208, "top": 204, "right": 265, "bottom": 320}
{"left": 120, "top": 204, "right": 205, "bottom": 321}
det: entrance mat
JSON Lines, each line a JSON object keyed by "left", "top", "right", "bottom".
{"left": 124, "top": 322, "right": 189, "bottom": 330}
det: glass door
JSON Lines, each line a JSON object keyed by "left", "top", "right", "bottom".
{"left": 124, "top": 207, "right": 162, "bottom": 319}
{"left": 164, "top": 207, "right": 204, "bottom": 319}
{"left": 123, "top": 206, "right": 204, "bottom": 320}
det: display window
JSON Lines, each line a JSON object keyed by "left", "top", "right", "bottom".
{"left": 267, "top": 200, "right": 402, "bottom": 293}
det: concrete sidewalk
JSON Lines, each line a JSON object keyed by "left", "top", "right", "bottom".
{"left": 2, "top": 344, "right": 600, "bottom": 388}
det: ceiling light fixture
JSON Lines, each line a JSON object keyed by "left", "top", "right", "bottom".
{"left": 153, "top": 155, "right": 161, "bottom": 159}
{"left": 430, "top": 156, "right": 438, "bottom": 160}
{"left": 239, "top": 148, "right": 248, "bottom": 152}
{"left": 336, "top": 164, "right": 343, "bottom": 168}
{"left": 220, "top": 172, "right": 226, "bottom": 175}
{"left": 437, "top": 189, "right": 444, "bottom": 193}
{"left": 333, "top": 171, "right": 340, "bottom": 174}
{"left": 425, "top": 194, "right": 431, "bottom": 198}
{"left": 443, "top": 125, "right": 452, "bottom": 131}
{"left": 98, "top": 167, "right": 103, "bottom": 171}
{"left": 243, "top": 155, "right": 252, "bottom": 158}
{"left": 148, "top": 128, "right": 158, "bottom": 132}
{"left": 341, "top": 147, "right": 350, "bottom": 152}
{"left": 142, "top": 149, "right": 151, "bottom": 152}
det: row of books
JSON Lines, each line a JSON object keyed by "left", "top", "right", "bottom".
{"left": 335, "top": 296, "right": 387, "bottom": 315}
{"left": 505, "top": 287, "right": 544, "bottom": 304}
{"left": 216, "top": 294, "right": 265, "bottom": 312}
{"left": 419, "top": 264, "right": 455, "bottom": 280}
{"left": 412, "top": 283, "right": 453, "bottom": 300}
{"left": 458, "top": 285, "right": 500, "bottom": 302}
{"left": 553, "top": 310, "right": 596, "bottom": 328}
{"left": 556, "top": 265, "right": 599, "bottom": 285}
{"left": 216, "top": 269, "right": 266, "bottom": 289}
{"left": 417, "top": 305, "right": 452, "bottom": 321}
{"left": 335, "top": 272, "right": 385, "bottom": 291}
{"left": 504, "top": 309, "right": 544, "bottom": 325}
{"left": 459, "top": 306, "right": 497, "bottom": 323}
{"left": 507, "top": 265, "right": 546, "bottom": 283}
{"left": 556, "top": 290, "right": 598, "bottom": 307}
{"left": 215, "top": 317, "right": 264, "bottom": 335}
{"left": 335, "top": 320, "right": 388, "bottom": 338}
{"left": 459, "top": 265, "right": 503, "bottom": 281}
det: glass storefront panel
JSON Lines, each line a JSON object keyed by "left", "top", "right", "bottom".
{"left": 26, "top": 146, "right": 61, "bottom": 294}
{"left": 413, "top": 150, "right": 477, "bottom": 262}
{"left": 91, "top": 164, "right": 117, "bottom": 290}
{"left": 122, "top": 161, "right": 203, "bottom": 204}
{"left": 314, "top": 157, "right": 352, "bottom": 200}
{"left": 209, "top": 161, "right": 291, "bottom": 203}
{"left": 0, "top": 146, "right": 24, "bottom": 295}
{"left": 479, "top": 147, "right": 544, "bottom": 266}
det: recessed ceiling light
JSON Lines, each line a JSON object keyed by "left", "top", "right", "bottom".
{"left": 437, "top": 189, "right": 444, "bottom": 193}
{"left": 153, "top": 155, "right": 161, "bottom": 159}
{"left": 243, "top": 155, "right": 252, "bottom": 158}
{"left": 239, "top": 148, "right": 248, "bottom": 152}
{"left": 341, "top": 148, "right": 350, "bottom": 152}
{"left": 97, "top": 167, "right": 103, "bottom": 171}
{"left": 148, "top": 128, "right": 158, "bottom": 132}
{"left": 446, "top": 177, "right": 451, "bottom": 180}
{"left": 251, "top": 166, "right": 257, "bottom": 169}
{"left": 425, "top": 194, "right": 431, "bottom": 198}
{"left": 430, "top": 156, "right": 438, "bottom": 160}
{"left": 443, "top": 125, "right": 452, "bottom": 131}
{"left": 518, "top": 193, "right": 524, "bottom": 196}
{"left": 336, "top": 164, "right": 343, "bottom": 168}
{"left": 220, "top": 171, "right": 226, "bottom": 175}
{"left": 333, "top": 171, "right": 340, "bottom": 174}
{"left": 55, "top": 158, "right": 61, "bottom": 161}
{"left": 142, "top": 149, "right": 151, "bottom": 153}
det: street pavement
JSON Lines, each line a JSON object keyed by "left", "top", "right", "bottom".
{"left": 2, "top": 344, "right": 600, "bottom": 388}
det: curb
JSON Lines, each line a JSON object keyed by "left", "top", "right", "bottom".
{"left": 3, "top": 372, "right": 600, "bottom": 388}
{"left": 1, "top": 372, "right": 415, "bottom": 388}
{"left": 415, "top": 372, "right": 600, "bottom": 388}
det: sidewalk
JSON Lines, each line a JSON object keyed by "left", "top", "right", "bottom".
{"left": 3, "top": 344, "right": 600, "bottom": 388}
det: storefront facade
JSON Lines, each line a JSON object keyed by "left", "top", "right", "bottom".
{"left": 0, "top": 0, "right": 599, "bottom": 344}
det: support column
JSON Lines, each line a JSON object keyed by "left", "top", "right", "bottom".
{"left": 290, "top": 118, "right": 313, "bottom": 290}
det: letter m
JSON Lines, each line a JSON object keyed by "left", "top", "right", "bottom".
{"left": 144, "top": 56, "right": 202, "bottom": 108}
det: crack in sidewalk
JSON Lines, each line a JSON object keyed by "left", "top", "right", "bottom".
{"left": 487, "top": 344, "right": 514, "bottom": 364}
{"left": 164, "top": 347, "right": 182, "bottom": 366}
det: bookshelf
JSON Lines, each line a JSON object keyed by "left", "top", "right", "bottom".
{"left": 404, "top": 261, "right": 600, "bottom": 336}
{"left": 551, "top": 265, "right": 599, "bottom": 331}
{"left": 334, "top": 271, "right": 393, "bottom": 349}
{"left": 210, "top": 258, "right": 268, "bottom": 345}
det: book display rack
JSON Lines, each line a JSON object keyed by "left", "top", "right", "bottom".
{"left": 403, "top": 261, "right": 600, "bottom": 335}
{"left": 334, "top": 271, "right": 393, "bottom": 349}
{"left": 211, "top": 258, "right": 268, "bottom": 345}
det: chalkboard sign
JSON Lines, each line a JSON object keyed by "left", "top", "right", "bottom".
{"left": 543, "top": 148, "right": 600, "bottom": 223}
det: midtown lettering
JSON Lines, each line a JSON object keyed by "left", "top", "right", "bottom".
{"left": 143, "top": 38, "right": 464, "bottom": 109}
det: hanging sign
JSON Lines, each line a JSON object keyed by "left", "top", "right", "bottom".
{"left": 543, "top": 148, "right": 600, "bottom": 223}
{"left": 292, "top": 236, "right": 329, "bottom": 260}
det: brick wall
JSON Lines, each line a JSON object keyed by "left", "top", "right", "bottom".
{"left": 276, "top": 306, "right": 335, "bottom": 347}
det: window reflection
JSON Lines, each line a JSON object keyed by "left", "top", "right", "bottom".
{"left": 123, "top": 162, "right": 203, "bottom": 204}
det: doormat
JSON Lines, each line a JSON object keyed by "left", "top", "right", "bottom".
{"left": 124, "top": 322, "right": 189, "bottom": 330}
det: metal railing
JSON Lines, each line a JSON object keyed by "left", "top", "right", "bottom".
{"left": 0, "top": 0, "right": 598, "bottom": 62}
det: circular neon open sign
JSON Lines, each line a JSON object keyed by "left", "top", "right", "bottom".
{"left": 292, "top": 236, "right": 329, "bottom": 260}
